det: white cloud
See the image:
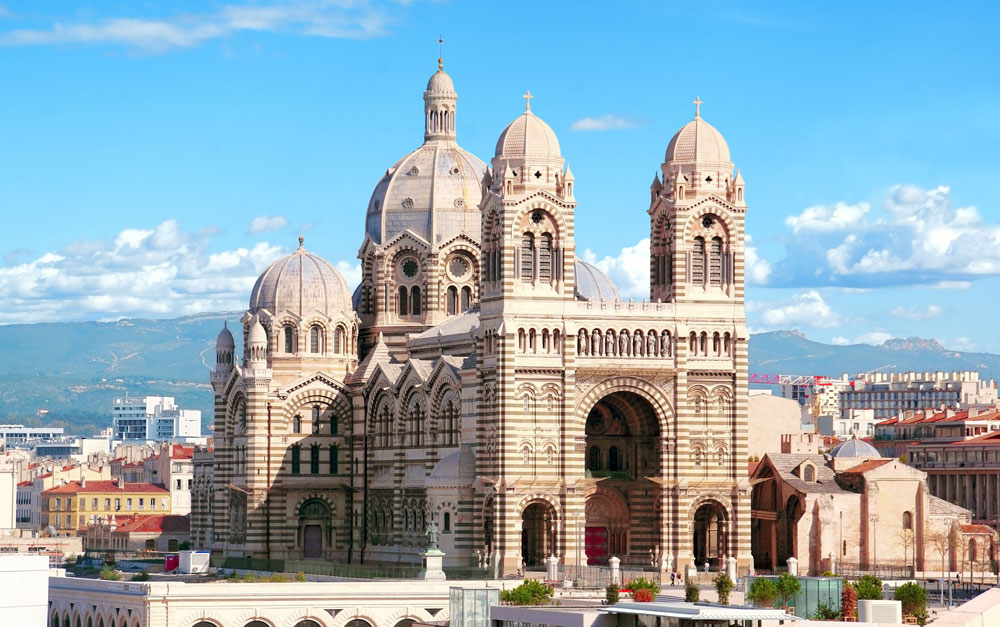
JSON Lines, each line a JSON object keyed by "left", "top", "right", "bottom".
{"left": 0, "top": 220, "right": 300, "bottom": 323}
{"left": 758, "top": 290, "right": 841, "bottom": 329}
{"left": 570, "top": 114, "right": 641, "bottom": 132}
{"left": 853, "top": 331, "right": 894, "bottom": 346}
{"left": 831, "top": 336, "right": 850, "bottom": 345}
{"left": 744, "top": 235, "right": 771, "bottom": 285}
{"left": 580, "top": 238, "right": 650, "bottom": 300}
{"left": 890, "top": 304, "right": 943, "bottom": 321}
{"left": 773, "top": 185, "right": 1000, "bottom": 287}
{"left": 336, "top": 260, "right": 362, "bottom": 291}
{"left": 0, "top": 2, "right": 392, "bottom": 53}
{"left": 247, "top": 214, "right": 289, "bottom": 234}
{"left": 948, "top": 336, "right": 977, "bottom": 352}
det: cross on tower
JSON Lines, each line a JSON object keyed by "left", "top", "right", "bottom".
{"left": 436, "top": 35, "right": 446, "bottom": 69}
{"left": 523, "top": 90, "right": 534, "bottom": 112}
{"left": 693, "top": 97, "right": 703, "bottom": 118}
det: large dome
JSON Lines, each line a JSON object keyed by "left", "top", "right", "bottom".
{"left": 495, "top": 109, "right": 561, "bottom": 160}
{"left": 829, "top": 436, "right": 880, "bottom": 459}
{"left": 365, "top": 144, "right": 486, "bottom": 245}
{"left": 665, "top": 114, "right": 731, "bottom": 165}
{"left": 574, "top": 260, "right": 621, "bottom": 302}
{"left": 249, "top": 237, "right": 352, "bottom": 316}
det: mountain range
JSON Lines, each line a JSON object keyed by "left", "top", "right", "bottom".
{"left": 0, "top": 317, "right": 996, "bottom": 436}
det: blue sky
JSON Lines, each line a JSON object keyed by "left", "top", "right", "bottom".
{"left": 1, "top": 1, "right": 999, "bottom": 352}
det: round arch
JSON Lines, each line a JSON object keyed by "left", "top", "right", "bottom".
{"left": 691, "top": 498, "right": 732, "bottom": 570}
{"left": 520, "top": 498, "right": 558, "bottom": 568}
{"left": 575, "top": 376, "right": 674, "bottom": 434}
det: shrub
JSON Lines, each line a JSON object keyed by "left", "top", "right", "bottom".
{"left": 713, "top": 572, "right": 735, "bottom": 605}
{"left": 500, "top": 579, "right": 554, "bottom": 606}
{"left": 841, "top": 581, "right": 857, "bottom": 621}
{"left": 627, "top": 577, "right": 661, "bottom": 596}
{"left": 98, "top": 566, "right": 121, "bottom": 581}
{"left": 813, "top": 601, "right": 840, "bottom": 620}
{"left": 132, "top": 570, "right": 150, "bottom": 582}
{"left": 685, "top": 579, "right": 700, "bottom": 602}
{"left": 605, "top": 583, "right": 620, "bottom": 605}
{"left": 821, "top": 570, "right": 836, "bottom": 577}
{"left": 748, "top": 578, "right": 778, "bottom": 608}
{"left": 855, "top": 574, "right": 883, "bottom": 600}
{"left": 179, "top": 541, "right": 191, "bottom": 550}
{"left": 776, "top": 573, "right": 801, "bottom": 609}
{"left": 633, "top": 588, "right": 655, "bottom": 602}
{"left": 296, "top": 571, "right": 307, "bottom": 582}
{"left": 894, "top": 581, "right": 927, "bottom": 617}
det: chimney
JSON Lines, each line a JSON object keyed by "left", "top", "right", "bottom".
{"left": 80, "top": 477, "right": 86, "bottom": 488}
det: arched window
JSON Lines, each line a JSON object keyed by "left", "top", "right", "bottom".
{"left": 803, "top": 465, "right": 815, "bottom": 482}
{"left": 293, "top": 415, "right": 302, "bottom": 433}
{"left": 713, "top": 332, "right": 721, "bottom": 356}
{"left": 310, "top": 325, "right": 321, "bottom": 353}
{"left": 447, "top": 286, "right": 458, "bottom": 315}
{"left": 903, "top": 511, "right": 913, "bottom": 530}
{"left": 539, "top": 233, "right": 553, "bottom": 282}
{"left": 608, "top": 446, "right": 621, "bottom": 471}
{"left": 291, "top": 445, "right": 301, "bottom": 474}
{"left": 443, "top": 512, "right": 451, "bottom": 532}
{"left": 461, "top": 286, "right": 472, "bottom": 311}
{"left": 523, "top": 446, "right": 530, "bottom": 464}
{"left": 329, "top": 445, "right": 338, "bottom": 474}
{"left": 334, "top": 326, "right": 343, "bottom": 353}
{"left": 284, "top": 326, "right": 295, "bottom": 353}
{"left": 521, "top": 232, "right": 535, "bottom": 282}
{"left": 709, "top": 237, "right": 723, "bottom": 286}
{"left": 312, "top": 405, "right": 320, "bottom": 433}
{"left": 398, "top": 286, "right": 408, "bottom": 316}
{"left": 692, "top": 237, "right": 705, "bottom": 284}
{"left": 689, "top": 332, "right": 698, "bottom": 355}
{"left": 411, "top": 286, "right": 422, "bottom": 316}
{"left": 588, "top": 445, "right": 602, "bottom": 471}
{"left": 310, "top": 444, "right": 320, "bottom": 474}
{"left": 700, "top": 332, "right": 708, "bottom": 355}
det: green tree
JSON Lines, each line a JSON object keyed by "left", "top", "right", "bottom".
{"left": 855, "top": 575, "right": 883, "bottom": 600}
{"left": 776, "top": 573, "right": 802, "bottom": 609}
{"left": 748, "top": 578, "right": 779, "bottom": 608}
{"left": 500, "top": 580, "right": 554, "bottom": 606}
{"left": 713, "top": 572, "right": 735, "bottom": 605}
{"left": 605, "top": 583, "right": 620, "bottom": 605}
{"left": 627, "top": 577, "right": 661, "bottom": 596}
{"left": 813, "top": 601, "right": 840, "bottom": 620}
{"left": 98, "top": 566, "right": 121, "bottom": 581}
{"left": 894, "top": 582, "right": 928, "bottom": 617}
{"left": 685, "top": 579, "right": 700, "bottom": 602}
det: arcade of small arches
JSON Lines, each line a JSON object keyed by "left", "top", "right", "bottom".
{"left": 516, "top": 327, "right": 563, "bottom": 354}
{"left": 48, "top": 613, "right": 420, "bottom": 627}
{"left": 243, "top": 317, "right": 358, "bottom": 358}
{"left": 368, "top": 391, "right": 461, "bottom": 449}
{"left": 688, "top": 330, "right": 734, "bottom": 358}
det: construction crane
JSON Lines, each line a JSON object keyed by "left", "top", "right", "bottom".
{"left": 748, "top": 373, "right": 827, "bottom": 386}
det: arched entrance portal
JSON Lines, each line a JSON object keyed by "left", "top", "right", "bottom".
{"left": 693, "top": 501, "right": 729, "bottom": 570}
{"left": 521, "top": 501, "right": 557, "bottom": 567}
{"left": 298, "top": 498, "right": 331, "bottom": 559}
{"left": 584, "top": 391, "right": 661, "bottom": 563}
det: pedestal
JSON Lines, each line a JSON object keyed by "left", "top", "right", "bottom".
{"left": 786, "top": 556, "right": 798, "bottom": 577}
{"left": 419, "top": 549, "right": 447, "bottom": 581}
{"left": 726, "top": 556, "right": 737, "bottom": 582}
{"left": 608, "top": 556, "right": 621, "bottom": 584}
{"left": 545, "top": 555, "right": 560, "bottom": 581}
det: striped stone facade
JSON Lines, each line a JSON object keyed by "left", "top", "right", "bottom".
{"left": 194, "top": 69, "right": 751, "bottom": 576}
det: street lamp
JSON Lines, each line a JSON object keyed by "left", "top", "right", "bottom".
{"left": 869, "top": 514, "right": 880, "bottom": 574}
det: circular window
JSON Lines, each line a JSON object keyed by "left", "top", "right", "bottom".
{"left": 702, "top": 216, "right": 714, "bottom": 228}
{"left": 449, "top": 257, "right": 469, "bottom": 280}
{"left": 401, "top": 259, "right": 420, "bottom": 278}
{"left": 532, "top": 211, "right": 544, "bottom": 224}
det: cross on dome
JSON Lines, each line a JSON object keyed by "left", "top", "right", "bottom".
{"left": 693, "top": 97, "right": 703, "bottom": 118}
{"left": 436, "top": 35, "right": 446, "bottom": 69}
{"left": 523, "top": 90, "right": 534, "bottom": 112}
{"left": 298, "top": 234, "right": 305, "bottom": 249}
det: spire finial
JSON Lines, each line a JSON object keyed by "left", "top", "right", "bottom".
{"left": 436, "top": 35, "right": 445, "bottom": 69}
{"left": 523, "top": 89, "right": 534, "bottom": 112}
{"left": 298, "top": 234, "right": 304, "bottom": 249}
{"left": 693, "top": 96, "right": 703, "bottom": 118}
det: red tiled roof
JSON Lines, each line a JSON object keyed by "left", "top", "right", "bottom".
{"left": 170, "top": 444, "right": 193, "bottom": 459}
{"left": 960, "top": 524, "right": 996, "bottom": 535}
{"left": 17, "top": 480, "right": 31, "bottom": 487}
{"left": 840, "top": 459, "right": 893, "bottom": 474}
{"left": 42, "top": 481, "right": 169, "bottom": 495}
{"left": 114, "top": 514, "right": 189, "bottom": 534}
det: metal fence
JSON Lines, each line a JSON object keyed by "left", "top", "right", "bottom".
{"left": 214, "top": 555, "right": 490, "bottom": 580}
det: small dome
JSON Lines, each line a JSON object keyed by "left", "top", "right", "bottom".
{"left": 426, "top": 69, "right": 455, "bottom": 94}
{"left": 495, "top": 110, "right": 561, "bottom": 160}
{"left": 574, "top": 260, "right": 621, "bottom": 302}
{"left": 829, "top": 436, "right": 880, "bottom": 459}
{"left": 249, "top": 238, "right": 352, "bottom": 316}
{"left": 248, "top": 317, "right": 267, "bottom": 344}
{"left": 665, "top": 115, "right": 731, "bottom": 165}
{"left": 216, "top": 322, "right": 235, "bottom": 349}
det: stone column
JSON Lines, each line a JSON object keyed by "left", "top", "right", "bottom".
{"left": 609, "top": 555, "right": 621, "bottom": 584}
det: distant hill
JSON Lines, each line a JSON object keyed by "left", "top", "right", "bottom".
{"left": 0, "top": 313, "right": 242, "bottom": 435}
{"left": 749, "top": 330, "right": 1000, "bottom": 380}
{"left": 2, "top": 315, "right": 998, "bottom": 436}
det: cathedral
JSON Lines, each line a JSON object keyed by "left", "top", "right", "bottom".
{"left": 197, "top": 58, "right": 753, "bottom": 576}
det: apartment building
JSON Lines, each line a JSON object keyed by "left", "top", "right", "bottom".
{"left": 41, "top": 479, "right": 170, "bottom": 536}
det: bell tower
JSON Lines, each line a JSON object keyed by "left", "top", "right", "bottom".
{"left": 649, "top": 98, "right": 748, "bottom": 305}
